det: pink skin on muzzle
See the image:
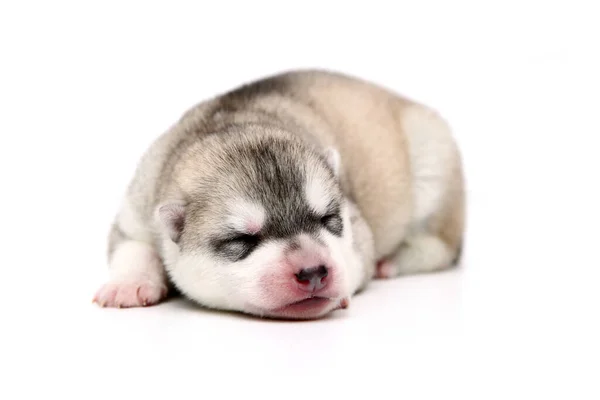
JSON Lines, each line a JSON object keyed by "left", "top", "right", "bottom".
{"left": 253, "top": 238, "right": 348, "bottom": 319}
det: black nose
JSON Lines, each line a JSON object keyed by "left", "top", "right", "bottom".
{"left": 295, "top": 265, "right": 328, "bottom": 291}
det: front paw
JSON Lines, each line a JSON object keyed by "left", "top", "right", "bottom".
{"left": 93, "top": 280, "right": 168, "bottom": 308}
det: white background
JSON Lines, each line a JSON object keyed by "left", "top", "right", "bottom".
{"left": 1, "top": 1, "right": 599, "bottom": 399}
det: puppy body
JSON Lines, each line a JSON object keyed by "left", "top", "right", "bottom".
{"left": 95, "top": 70, "right": 464, "bottom": 319}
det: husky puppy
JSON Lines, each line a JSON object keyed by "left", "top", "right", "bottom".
{"left": 93, "top": 69, "right": 465, "bottom": 319}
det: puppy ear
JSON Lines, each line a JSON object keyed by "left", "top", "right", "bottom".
{"left": 156, "top": 202, "right": 186, "bottom": 243}
{"left": 324, "top": 147, "right": 341, "bottom": 177}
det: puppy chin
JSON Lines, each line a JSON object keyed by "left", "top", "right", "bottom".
{"left": 241, "top": 296, "right": 343, "bottom": 320}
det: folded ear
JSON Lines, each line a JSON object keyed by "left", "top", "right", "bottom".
{"left": 324, "top": 147, "right": 341, "bottom": 177}
{"left": 156, "top": 202, "right": 186, "bottom": 243}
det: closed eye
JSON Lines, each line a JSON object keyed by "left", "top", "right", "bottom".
{"left": 229, "top": 233, "right": 260, "bottom": 247}
{"left": 320, "top": 214, "right": 336, "bottom": 225}
{"left": 320, "top": 213, "right": 343, "bottom": 236}
{"left": 216, "top": 233, "right": 261, "bottom": 261}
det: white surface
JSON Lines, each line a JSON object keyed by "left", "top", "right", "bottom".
{"left": 1, "top": 1, "right": 599, "bottom": 399}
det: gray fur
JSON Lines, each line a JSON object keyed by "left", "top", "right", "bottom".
{"left": 104, "top": 68, "right": 464, "bottom": 310}
{"left": 110, "top": 71, "right": 346, "bottom": 257}
{"left": 109, "top": 71, "right": 375, "bottom": 295}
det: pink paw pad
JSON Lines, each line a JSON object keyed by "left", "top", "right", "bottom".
{"left": 93, "top": 281, "right": 167, "bottom": 308}
{"left": 375, "top": 260, "right": 398, "bottom": 279}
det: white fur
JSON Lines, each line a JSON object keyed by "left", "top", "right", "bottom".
{"left": 225, "top": 199, "right": 266, "bottom": 233}
{"left": 94, "top": 240, "right": 167, "bottom": 307}
{"left": 402, "top": 106, "right": 457, "bottom": 223}
{"left": 158, "top": 177, "right": 360, "bottom": 317}
{"left": 117, "top": 197, "right": 154, "bottom": 244}
{"left": 109, "top": 241, "right": 164, "bottom": 281}
{"left": 168, "top": 240, "right": 288, "bottom": 312}
{"left": 304, "top": 168, "right": 331, "bottom": 215}
{"left": 159, "top": 234, "right": 181, "bottom": 272}
{"left": 166, "top": 221, "right": 357, "bottom": 315}
{"left": 324, "top": 147, "right": 341, "bottom": 176}
{"left": 320, "top": 202, "right": 364, "bottom": 295}
{"left": 391, "top": 234, "right": 453, "bottom": 275}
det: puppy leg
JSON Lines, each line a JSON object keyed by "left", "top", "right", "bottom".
{"left": 375, "top": 176, "right": 464, "bottom": 279}
{"left": 93, "top": 202, "right": 169, "bottom": 308}
{"left": 376, "top": 105, "right": 465, "bottom": 278}
{"left": 375, "top": 234, "right": 458, "bottom": 278}
{"left": 375, "top": 178, "right": 464, "bottom": 279}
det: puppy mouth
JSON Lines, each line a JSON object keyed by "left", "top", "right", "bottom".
{"left": 269, "top": 296, "right": 333, "bottom": 319}
{"left": 286, "top": 296, "right": 330, "bottom": 307}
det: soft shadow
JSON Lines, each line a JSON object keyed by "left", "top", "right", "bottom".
{"left": 165, "top": 294, "right": 349, "bottom": 324}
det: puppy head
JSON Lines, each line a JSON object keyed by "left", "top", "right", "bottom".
{"left": 156, "top": 133, "right": 357, "bottom": 319}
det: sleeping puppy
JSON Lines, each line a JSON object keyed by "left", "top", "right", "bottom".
{"left": 93, "top": 69, "right": 465, "bottom": 319}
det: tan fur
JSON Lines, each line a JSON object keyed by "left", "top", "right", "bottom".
{"left": 289, "top": 72, "right": 415, "bottom": 259}
{"left": 100, "top": 69, "right": 465, "bottom": 313}
{"left": 209, "top": 70, "right": 464, "bottom": 265}
{"left": 429, "top": 153, "right": 465, "bottom": 258}
{"left": 158, "top": 69, "right": 465, "bottom": 271}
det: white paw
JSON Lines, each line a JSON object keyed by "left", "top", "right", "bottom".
{"left": 93, "top": 280, "right": 167, "bottom": 308}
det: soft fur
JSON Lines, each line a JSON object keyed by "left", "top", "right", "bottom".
{"left": 93, "top": 69, "right": 465, "bottom": 320}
